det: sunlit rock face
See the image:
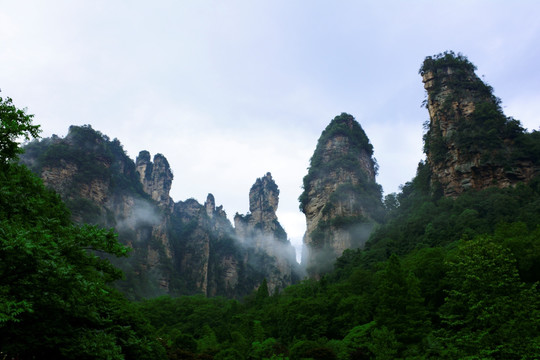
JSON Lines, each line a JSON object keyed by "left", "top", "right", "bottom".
{"left": 421, "top": 53, "right": 539, "bottom": 197}
{"left": 300, "top": 114, "right": 384, "bottom": 278}
{"left": 234, "top": 173, "right": 301, "bottom": 294}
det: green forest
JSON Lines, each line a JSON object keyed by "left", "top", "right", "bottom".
{"left": 2, "top": 68, "right": 540, "bottom": 360}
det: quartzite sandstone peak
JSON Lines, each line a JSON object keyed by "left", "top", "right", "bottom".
{"left": 136, "top": 150, "right": 174, "bottom": 210}
{"left": 300, "top": 113, "right": 384, "bottom": 277}
{"left": 20, "top": 126, "right": 298, "bottom": 299}
{"left": 20, "top": 125, "right": 173, "bottom": 297}
{"left": 421, "top": 51, "right": 539, "bottom": 196}
{"left": 235, "top": 173, "right": 300, "bottom": 293}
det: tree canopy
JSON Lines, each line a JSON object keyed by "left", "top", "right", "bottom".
{"left": 0, "top": 95, "right": 40, "bottom": 163}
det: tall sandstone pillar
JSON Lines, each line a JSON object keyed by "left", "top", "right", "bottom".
{"left": 421, "top": 52, "right": 538, "bottom": 196}
{"left": 300, "top": 113, "right": 383, "bottom": 277}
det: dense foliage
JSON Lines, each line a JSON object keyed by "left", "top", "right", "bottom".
{"left": 0, "top": 95, "right": 40, "bottom": 163}
{"left": 419, "top": 51, "right": 477, "bottom": 76}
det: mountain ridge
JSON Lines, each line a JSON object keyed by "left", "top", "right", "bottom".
{"left": 20, "top": 125, "right": 300, "bottom": 299}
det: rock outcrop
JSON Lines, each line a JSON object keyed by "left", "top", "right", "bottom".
{"left": 136, "top": 151, "right": 174, "bottom": 210}
{"left": 234, "top": 173, "right": 300, "bottom": 293}
{"left": 421, "top": 51, "right": 539, "bottom": 196}
{"left": 300, "top": 113, "right": 384, "bottom": 277}
{"left": 166, "top": 193, "right": 254, "bottom": 298}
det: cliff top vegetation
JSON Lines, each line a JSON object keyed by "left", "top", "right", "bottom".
{"left": 418, "top": 50, "right": 477, "bottom": 75}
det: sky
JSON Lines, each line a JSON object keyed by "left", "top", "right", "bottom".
{"left": 2, "top": 1, "right": 540, "bottom": 259}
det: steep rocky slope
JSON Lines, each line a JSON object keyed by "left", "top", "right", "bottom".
{"left": 421, "top": 51, "right": 540, "bottom": 196}
{"left": 21, "top": 125, "right": 298, "bottom": 299}
{"left": 300, "top": 113, "right": 384, "bottom": 277}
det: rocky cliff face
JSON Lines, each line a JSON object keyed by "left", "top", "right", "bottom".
{"left": 421, "top": 52, "right": 539, "bottom": 196}
{"left": 300, "top": 113, "right": 384, "bottom": 277}
{"left": 21, "top": 125, "right": 175, "bottom": 298}
{"left": 234, "top": 173, "right": 300, "bottom": 293}
{"left": 21, "top": 125, "right": 298, "bottom": 299}
{"left": 166, "top": 193, "right": 252, "bottom": 298}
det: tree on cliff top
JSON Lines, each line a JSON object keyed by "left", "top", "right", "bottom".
{"left": 418, "top": 50, "right": 476, "bottom": 75}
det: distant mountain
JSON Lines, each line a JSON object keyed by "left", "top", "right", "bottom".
{"left": 21, "top": 125, "right": 300, "bottom": 299}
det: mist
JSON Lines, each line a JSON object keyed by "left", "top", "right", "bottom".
{"left": 115, "top": 198, "right": 162, "bottom": 234}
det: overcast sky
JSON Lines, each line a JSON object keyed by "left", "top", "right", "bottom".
{"left": 2, "top": 1, "right": 540, "bottom": 258}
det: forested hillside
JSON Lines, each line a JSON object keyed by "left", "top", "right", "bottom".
{"left": 1, "top": 52, "right": 539, "bottom": 359}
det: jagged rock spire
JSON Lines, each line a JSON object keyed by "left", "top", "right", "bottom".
{"left": 247, "top": 172, "right": 282, "bottom": 236}
{"left": 235, "top": 172, "right": 299, "bottom": 293}
{"left": 205, "top": 193, "right": 216, "bottom": 218}
{"left": 136, "top": 151, "right": 174, "bottom": 209}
